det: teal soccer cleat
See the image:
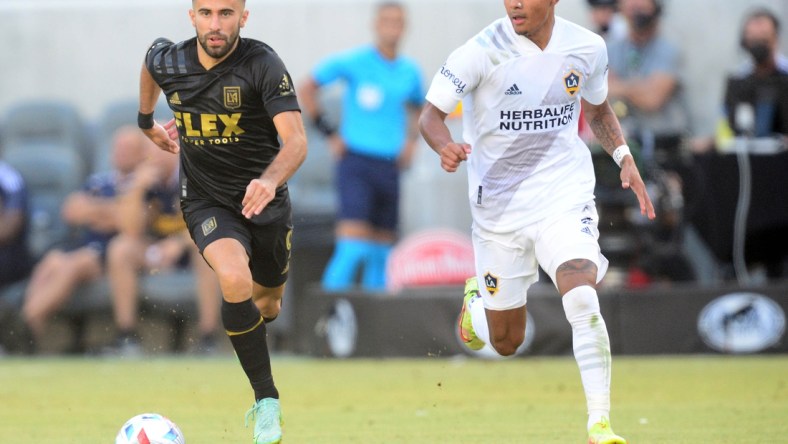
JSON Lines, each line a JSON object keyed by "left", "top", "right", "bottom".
{"left": 245, "top": 398, "right": 283, "bottom": 444}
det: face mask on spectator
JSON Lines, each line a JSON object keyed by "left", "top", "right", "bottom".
{"left": 745, "top": 41, "right": 771, "bottom": 65}
{"left": 632, "top": 11, "right": 657, "bottom": 30}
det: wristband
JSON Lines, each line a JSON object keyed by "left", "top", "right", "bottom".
{"left": 612, "top": 144, "right": 631, "bottom": 167}
{"left": 137, "top": 111, "right": 155, "bottom": 130}
{"left": 313, "top": 113, "right": 336, "bottom": 137}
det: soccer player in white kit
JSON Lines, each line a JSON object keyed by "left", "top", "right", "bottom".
{"left": 419, "top": 1, "right": 655, "bottom": 443}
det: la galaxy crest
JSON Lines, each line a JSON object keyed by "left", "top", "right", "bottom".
{"left": 484, "top": 272, "right": 499, "bottom": 297}
{"left": 224, "top": 86, "right": 241, "bottom": 109}
{"left": 563, "top": 69, "right": 581, "bottom": 97}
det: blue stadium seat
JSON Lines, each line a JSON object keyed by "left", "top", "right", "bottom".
{"left": 0, "top": 100, "right": 91, "bottom": 164}
{"left": 2, "top": 142, "right": 85, "bottom": 258}
{"left": 92, "top": 98, "right": 172, "bottom": 173}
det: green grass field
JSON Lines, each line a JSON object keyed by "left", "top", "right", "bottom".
{"left": 1, "top": 355, "right": 786, "bottom": 443}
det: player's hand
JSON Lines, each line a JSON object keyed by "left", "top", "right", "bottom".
{"left": 242, "top": 177, "right": 277, "bottom": 219}
{"left": 143, "top": 118, "right": 180, "bottom": 154}
{"left": 620, "top": 156, "right": 656, "bottom": 220}
{"left": 439, "top": 142, "right": 472, "bottom": 173}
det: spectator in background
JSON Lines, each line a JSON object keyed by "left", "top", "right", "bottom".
{"left": 103, "top": 143, "right": 219, "bottom": 355}
{"left": 299, "top": 2, "right": 424, "bottom": 292}
{"left": 690, "top": 8, "right": 788, "bottom": 282}
{"left": 20, "top": 126, "right": 146, "bottom": 348}
{"left": 585, "top": 0, "right": 626, "bottom": 41}
{"left": 734, "top": 8, "right": 788, "bottom": 78}
{"left": 724, "top": 8, "right": 788, "bottom": 138}
{"left": 605, "top": 0, "right": 693, "bottom": 286}
{"left": 0, "top": 161, "right": 31, "bottom": 288}
{"left": 606, "top": 0, "right": 689, "bottom": 164}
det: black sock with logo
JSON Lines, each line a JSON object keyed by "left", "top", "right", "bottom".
{"left": 222, "top": 299, "right": 278, "bottom": 400}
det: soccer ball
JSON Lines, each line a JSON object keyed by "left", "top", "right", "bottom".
{"left": 115, "top": 413, "right": 185, "bottom": 444}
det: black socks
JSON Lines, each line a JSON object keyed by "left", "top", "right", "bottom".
{"left": 222, "top": 299, "right": 279, "bottom": 400}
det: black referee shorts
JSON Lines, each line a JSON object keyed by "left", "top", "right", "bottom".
{"left": 182, "top": 199, "right": 292, "bottom": 288}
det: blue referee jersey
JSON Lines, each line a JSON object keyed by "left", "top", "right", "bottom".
{"left": 313, "top": 45, "right": 424, "bottom": 160}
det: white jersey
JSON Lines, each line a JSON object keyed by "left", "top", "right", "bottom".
{"left": 426, "top": 16, "right": 609, "bottom": 233}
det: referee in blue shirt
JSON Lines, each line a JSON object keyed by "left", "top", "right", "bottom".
{"left": 301, "top": 2, "right": 424, "bottom": 292}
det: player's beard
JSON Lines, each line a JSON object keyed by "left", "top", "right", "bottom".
{"left": 197, "top": 28, "right": 240, "bottom": 60}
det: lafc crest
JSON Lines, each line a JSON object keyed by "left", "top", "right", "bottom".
{"left": 201, "top": 216, "right": 217, "bottom": 236}
{"left": 224, "top": 86, "right": 241, "bottom": 109}
{"left": 563, "top": 70, "right": 581, "bottom": 97}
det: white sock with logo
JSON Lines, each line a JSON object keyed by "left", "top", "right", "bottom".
{"left": 562, "top": 285, "right": 612, "bottom": 430}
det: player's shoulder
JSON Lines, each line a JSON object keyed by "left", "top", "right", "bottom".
{"left": 145, "top": 37, "right": 196, "bottom": 72}
{"left": 467, "top": 17, "right": 511, "bottom": 49}
{"left": 239, "top": 38, "right": 282, "bottom": 59}
{"left": 448, "top": 17, "right": 518, "bottom": 67}
{"left": 146, "top": 37, "right": 190, "bottom": 57}
{"left": 555, "top": 16, "right": 606, "bottom": 51}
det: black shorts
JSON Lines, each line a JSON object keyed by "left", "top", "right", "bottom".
{"left": 182, "top": 199, "right": 293, "bottom": 288}
{"left": 337, "top": 151, "right": 399, "bottom": 231}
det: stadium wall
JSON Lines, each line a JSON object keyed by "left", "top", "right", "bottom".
{"left": 2, "top": 0, "right": 787, "bottom": 136}
{"left": 2, "top": 0, "right": 787, "bottom": 237}
{"left": 296, "top": 283, "right": 788, "bottom": 358}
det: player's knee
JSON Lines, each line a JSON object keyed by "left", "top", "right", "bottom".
{"left": 491, "top": 331, "right": 524, "bottom": 357}
{"left": 217, "top": 269, "right": 253, "bottom": 301}
{"left": 254, "top": 293, "right": 282, "bottom": 320}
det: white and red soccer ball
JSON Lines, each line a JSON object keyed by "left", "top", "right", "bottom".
{"left": 115, "top": 413, "right": 185, "bottom": 444}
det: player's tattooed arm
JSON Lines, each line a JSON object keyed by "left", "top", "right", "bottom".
{"left": 582, "top": 98, "right": 656, "bottom": 220}
{"left": 581, "top": 98, "right": 626, "bottom": 157}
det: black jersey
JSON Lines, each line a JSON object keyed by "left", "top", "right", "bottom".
{"left": 145, "top": 37, "right": 300, "bottom": 225}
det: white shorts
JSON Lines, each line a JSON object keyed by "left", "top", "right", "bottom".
{"left": 471, "top": 202, "right": 608, "bottom": 311}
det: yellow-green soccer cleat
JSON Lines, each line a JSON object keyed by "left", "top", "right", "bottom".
{"left": 245, "top": 398, "right": 283, "bottom": 444}
{"left": 588, "top": 417, "right": 627, "bottom": 444}
{"left": 458, "top": 277, "right": 485, "bottom": 351}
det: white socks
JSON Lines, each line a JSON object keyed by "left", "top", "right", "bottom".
{"left": 562, "top": 285, "right": 612, "bottom": 430}
{"left": 468, "top": 293, "right": 492, "bottom": 346}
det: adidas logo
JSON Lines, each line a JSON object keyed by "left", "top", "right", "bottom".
{"left": 505, "top": 84, "right": 522, "bottom": 95}
{"left": 169, "top": 92, "right": 182, "bottom": 105}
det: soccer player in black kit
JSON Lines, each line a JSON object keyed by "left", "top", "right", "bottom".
{"left": 137, "top": 1, "right": 307, "bottom": 442}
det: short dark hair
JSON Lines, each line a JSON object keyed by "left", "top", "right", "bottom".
{"left": 586, "top": 0, "right": 617, "bottom": 8}
{"left": 742, "top": 7, "right": 781, "bottom": 36}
